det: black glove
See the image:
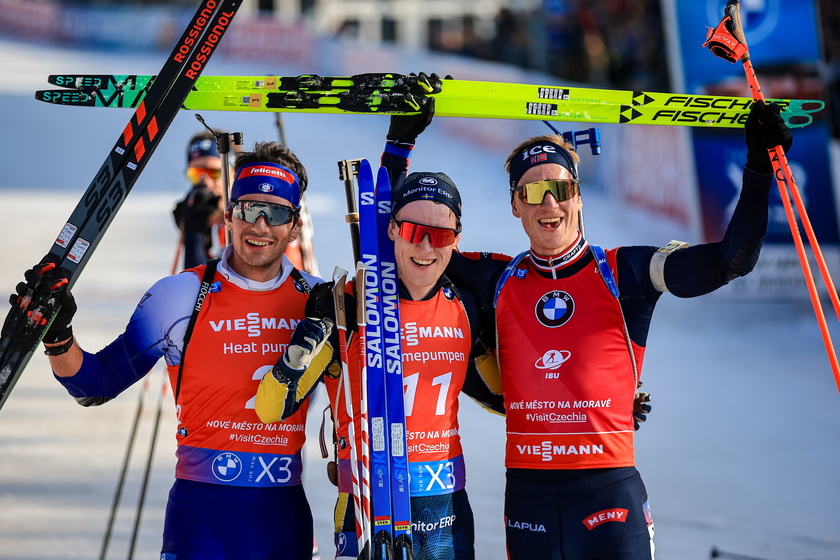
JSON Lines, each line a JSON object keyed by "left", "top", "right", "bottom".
{"left": 272, "top": 317, "right": 334, "bottom": 382}
{"left": 7, "top": 262, "right": 76, "bottom": 344}
{"left": 304, "top": 281, "right": 335, "bottom": 320}
{"left": 387, "top": 94, "right": 435, "bottom": 144}
{"left": 633, "top": 391, "right": 651, "bottom": 431}
{"left": 745, "top": 100, "right": 793, "bottom": 175}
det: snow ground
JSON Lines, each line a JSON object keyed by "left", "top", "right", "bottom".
{"left": 1, "top": 37, "right": 839, "bottom": 560}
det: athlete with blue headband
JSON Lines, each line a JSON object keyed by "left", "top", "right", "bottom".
{"left": 36, "top": 140, "right": 330, "bottom": 559}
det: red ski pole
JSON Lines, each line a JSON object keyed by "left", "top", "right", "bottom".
{"left": 703, "top": 0, "right": 840, "bottom": 391}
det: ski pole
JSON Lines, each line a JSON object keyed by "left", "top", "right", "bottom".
{"left": 704, "top": 0, "right": 840, "bottom": 392}
{"left": 353, "top": 265, "right": 373, "bottom": 559}
{"left": 127, "top": 369, "right": 169, "bottom": 560}
{"left": 194, "top": 113, "right": 243, "bottom": 247}
{"left": 271, "top": 115, "right": 319, "bottom": 276}
{"left": 97, "top": 374, "right": 150, "bottom": 560}
{"left": 338, "top": 159, "right": 363, "bottom": 262}
{"left": 332, "top": 268, "right": 372, "bottom": 557}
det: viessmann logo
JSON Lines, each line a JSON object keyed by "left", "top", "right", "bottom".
{"left": 209, "top": 313, "right": 301, "bottom": 337}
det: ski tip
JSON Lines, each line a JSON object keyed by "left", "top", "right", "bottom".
{"left": 332, "top": 266, "right": 349, "bottom": 283}
{"left": 375, "top": 165, "right": 391, "bottom": 190}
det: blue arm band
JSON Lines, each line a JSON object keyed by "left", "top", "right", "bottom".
{"left": 384, "top": 142, "right": 414, "bottom": 159}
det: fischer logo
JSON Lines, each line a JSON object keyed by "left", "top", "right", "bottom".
{"left": 662, "top": 95, "right": 760, "bottom": 110}
{"left": 209, "top": 313, "right": 301, "bottom": 337}
{"left": 649, "top": 108, "right": 750, "bottom": 126}
{"left": 582, "top": 508, "right": 629, "bottom": 530}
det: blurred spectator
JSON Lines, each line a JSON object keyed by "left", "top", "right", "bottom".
{"left": 429, "top": 0, "right": 670, "bottom": 92}
{"left": 173, "top": 132, "right": 226, "bottom": 270}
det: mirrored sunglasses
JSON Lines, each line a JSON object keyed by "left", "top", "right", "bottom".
{"left": 231, "top": 200, "right": 299, "bottom": 226}
{"left": 517, "top": 179, "right": 580, "bottom": 204}
{"left": 393, "top": 219, "right": 460, "bottom": 248}
{"left": 187, "top": 166, "right": 223, "bottom": 183}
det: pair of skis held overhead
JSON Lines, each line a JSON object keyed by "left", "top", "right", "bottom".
{"left": 37, "top": 71, "right": 824, "bottom": 129}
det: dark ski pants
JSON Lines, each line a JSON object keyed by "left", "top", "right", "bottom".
{"left": 161, "top": 478, "right": 313, "bottom": 560}
{"left": 504, "top": 467, "right": 654, "bottom": 560}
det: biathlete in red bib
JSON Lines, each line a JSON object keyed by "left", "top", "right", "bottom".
{"left": 256, "top": 166, "right": 504, "bottom": 560}
{"left": 32, "top": 142, "right": 324, "bottom": 559}
{"left": 441, "top": 100, "right": 793, "bottom": 559}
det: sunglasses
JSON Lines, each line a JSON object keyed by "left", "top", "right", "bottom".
{"left": 393, "top": 219, "right": 460, "bottom": 248}
{"left": 516, "top": 179, "right": 580, "bottom": 204}
{"left": 231, "top": 200, "right": 299, "bottom": 226}
{"left": 187, "top": 166, "right": 222, "bottom": 183}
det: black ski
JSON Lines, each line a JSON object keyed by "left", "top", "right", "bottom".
{"left": 0, "top": 0, "right": 242, "bottom": 411}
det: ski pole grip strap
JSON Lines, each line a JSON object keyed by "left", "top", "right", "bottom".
{"left": 703, "top": 17, "right": 748, "bottom": 63}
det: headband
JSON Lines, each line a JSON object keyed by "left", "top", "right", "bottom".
{"left": 187, "top": 138, "right": 219, "bottom": 164}
{"left": 508, "top": 141, "right": 578, "bottom": 193}
{"left": 231, "top": 162, "right": 301, "bottom": 208}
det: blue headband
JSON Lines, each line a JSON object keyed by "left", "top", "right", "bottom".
{"left": 508, "top": 141, "right": 578, "bottom": 192}
{"left": 187, "top": 138, "right": 220, "bottom": 164}
{"left": 231, "top": 162, "right": 301, "bottom": 208}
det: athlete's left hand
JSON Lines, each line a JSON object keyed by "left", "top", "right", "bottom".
{"left": 633, "top": 391, "right": 651, "bottom": 431}
{"left": 745, "top": 100, "right": 792, "bottom": 174}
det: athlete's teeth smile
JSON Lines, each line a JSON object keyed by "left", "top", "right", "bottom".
{"left": 412, "top": 258, "right": 434, "bottom": 267}
{"left": 248, "top": 240, "right": 271, "bottom": 247}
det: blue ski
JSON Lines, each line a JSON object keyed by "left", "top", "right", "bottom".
{"left": 358, "top": 159, "right": 395, "bottom": 559}
{"left": 374, "top": 165, "right": 413, "bottom": 558}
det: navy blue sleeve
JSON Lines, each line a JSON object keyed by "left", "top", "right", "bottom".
{"left": 381, "top": 140, "right": 412, "bottom": 191}
{"left": 615, "top": 167, "right": 773, "bottom": 347}
{"left": 662, "top": 167, "right": 772, "bottom": 297}
{"left": 56, "top": 334, "right": 162, "bottom": 402}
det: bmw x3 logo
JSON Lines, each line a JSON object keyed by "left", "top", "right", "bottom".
{"left": 212, "top": 452, "right": 243, "bottom": 482}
